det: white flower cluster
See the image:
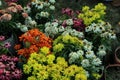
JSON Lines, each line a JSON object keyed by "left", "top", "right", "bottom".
{"left": 85, "top": 22, "right": 116, "bottom": 39}
{"left": 36, "top": 12, "right": 50, "bottom": 18}
{"left": 81, "top": 57, "right": 102, "bottom": 69}
{"left": 49, "top": 0, "right": 56, "bottom": 4}
{"left": 97, "top": 45, "right": 106, "bottom": 57}
{"left": 83, "top": 39, "right": 93, "bottom": 51}
{"left": 17, "top": 23, "right": 28, "bottom": 32}
{"left": 66, "top": 19, "right": 73, "bottom": 26}
{"left": 25, "top": 17, "right": 37, "bottom": 28}
{"left": 23, "top": 0, "right": 55, "bottom": 20}
{"left": 45, "top": 21, "right": 84, "bottom": 38}
{"left": 16, "top": 17, "right": 36, "bottom": 32}
{"left": 68, "top": 39, "right": 102, "bottom": 72}
{"left": 62, "top": 28, "right": 84, "bottom": 38}
{"left": 69, "top": 50, "right": 84, "bottom": 64}
{"left": 45, "top": 22, "right": 61, "bottom": 37}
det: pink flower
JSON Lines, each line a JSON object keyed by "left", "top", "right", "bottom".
{"left": 22, "top": 12, "right": 29, "bottom": 18}
{"left": 12, "top": 69, "right": 22, "bottom": 79}
{"left": 4, "top": 42, "right": 11, "bottom": 48}
{"left": 15, "top": 5, "right": 23, "bottom": 12}
{"left": 0, "top": 69, "right": 4, "bottom": 75}
{"left": 12, "top": 57, "right": 18, "bottom": 62}
{"left": 0, "top": 36, "right": 5, "bottom": 41}
{"left": 62, "top": 20, "right": 67, "bottom": 27}
{"left": 0, "top": 63, "right": 6, "bottom": 69}
{"left": 6, "top": 6, "right": 17, "bottom": 13}
{"left": 0, "top": 13, "right": 12, "bottom": 21}
{"left": 0, "top": 55, "right": 8, "bottom": 61}
{"left": 8, "top": 2, "right": 17, "bottom": 7}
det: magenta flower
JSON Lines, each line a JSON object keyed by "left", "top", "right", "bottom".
{"left": 0, "top": 55, "right": 22, "bottom": 80}
{"left": 4, "top": 42, "right": 11, "bottom": 48}
{"left": 73, "top": 18, "right": 86, "bottom": 31}
{"left": 62, "top": 20, "right": 67, "bottom": 27}
{"left": 0, "top": 36, "right": 5, "bottom": 41}
{"left": 0, "top": 69, "right": 4, "bottom": 75}
{"left": 62, "top": 8, "right": 74, "bottom": 17}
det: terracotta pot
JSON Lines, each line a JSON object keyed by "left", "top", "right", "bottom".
{"left": 112, "top": 0, "right": 120, "bottom": 6}
{"left": 105, "top": 64, "right": 120, "bottom": 80}
{"left": 114, "top": 47, "right": 120, "bottom": 64}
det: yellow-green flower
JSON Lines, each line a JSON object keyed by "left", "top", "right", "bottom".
{"left": 29, "top": 52, "right": 38, "bottom": 59}
{"left": 82, "top": 6, "right": 90, "bottom": 12}
{"left": 53, "top": 43, "right": 64, "bottom": 52}
{"left": 56, "top": 57, "right": 68, "bottom": 68}
{"left": 75, "top": 73, "right": 87, "bottom": 80}
{"left": 51, "top": 72, "right": 62, "bottom": 80}
{"left": 27, "top": 59, "right": 38, "bottom": 65}
{"left": 36, "top": 70, "right": 49, "bottom": 80}
{"left": 32, "top": 63, "right": 43, "bottom": 75}
{"left": 53, "top": 36, "right": 62, "bottom": 45}
{"left": 23, "top": 64, "right": 31, "bottom": 74}
{"left": 40, "top": 47, "right": 50, "bottom": 55}
{"left": 78, "top": 3, "right": 106, "bottom": 26}
{"left": 92, "top": 73, "right": 101, "bottom": 80}
{"left": 27, "top": 76, "right": 36, "bottom": 80}
{"left": 46, "top": 54, "right": 55, "bottom": 64}
{"left": 61, "top": 76, "right": 70, "bottom": 80}
{"left": 62, "top": 34, "right": 71, "bottom": 43}
{"left": 64, "top": 67, "right": 75, "bottom": 77}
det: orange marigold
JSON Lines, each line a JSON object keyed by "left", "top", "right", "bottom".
{"left": 16, "top": 28, "right": 53, "bottom": 58}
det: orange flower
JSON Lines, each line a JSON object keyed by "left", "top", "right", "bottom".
{"left": 14, "top": 44, "right": 21, "bottom": 50}
{"left": 17, "top": 49, "right": 25, "bottom": 55}
{"left": 16, "top": 28, "right": 53, "bottom": 58}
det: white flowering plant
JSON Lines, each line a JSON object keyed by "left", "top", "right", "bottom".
{"left": 24, "top": 0, "right": 56, "bottom": 25}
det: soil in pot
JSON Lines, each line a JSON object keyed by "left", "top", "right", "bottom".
{"left": 106, "top": 65, "right": 120, "bottom": 80}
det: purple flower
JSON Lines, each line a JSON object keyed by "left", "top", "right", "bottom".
{"left": 4, "top": 42, "right": 11, "bottom": 48}
{"left": 12, "top": 57, "right": 19, "bottom": 62}
{"left": 0, "top": 55, "right": 22, "bottom": 80}
{"left": 0, "top": 55, "right": 8, "bottom": 61}
{"left": 12, "top": 69, "right": 22, "bottom": 79}
{"left": 0, "top": 36, "right": 5, "bottom": 41}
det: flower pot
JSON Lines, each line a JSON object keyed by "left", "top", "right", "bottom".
{"left": 105, "top": 64, "right": 120, "bottom": 80}
{"left": 114, "top": 47, "right": 120, "bottom": 64}
{"left": 112, "top": 0, "right": 120, "bottom": 6}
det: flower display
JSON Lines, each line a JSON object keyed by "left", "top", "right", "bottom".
{"left": 0, "top": 55, "right": 22, "bottom": 80}
{"left": 0, "top": 0, "right": 119, "bottom": 80}
{"left": 23, "top": 49, "right": 87, "bottom": 80}
{"left": 15, "top": 28, "right": 52, "bottom": 58}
